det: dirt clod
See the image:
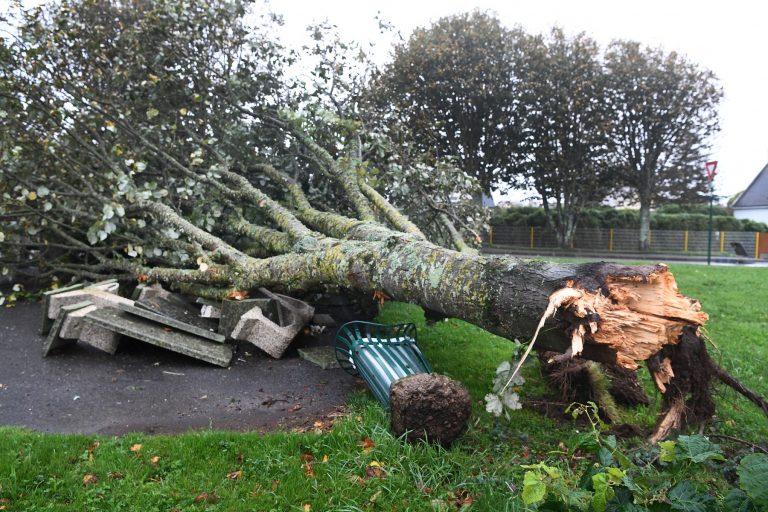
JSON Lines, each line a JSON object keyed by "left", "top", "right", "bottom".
{"left": 389, "top": 373, "right": 471, "bottom": 446}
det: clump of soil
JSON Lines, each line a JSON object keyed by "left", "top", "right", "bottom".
{"left": 389, "top": 373, "right": 471, "bottom": 446}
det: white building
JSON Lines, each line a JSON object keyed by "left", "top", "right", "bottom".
{"left": 733, "top": 162, "right": 768, "bottom": 223}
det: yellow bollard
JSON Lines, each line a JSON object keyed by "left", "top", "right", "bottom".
{"left": 719, "top": 231, "right": 724, "bottom": 253}
{"left": 530, "top": 226, "right": 535, "bottom": 248}
{"left": 683, "top": 230, "right": 689, "bottom": 252}
{"left": 609, "top": 228, "right": 614, "bottom": 252}
{"left": 755, "top": 232, "right": 760, "bottom": 259}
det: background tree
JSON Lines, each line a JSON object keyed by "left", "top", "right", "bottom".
{"left": 604, "top": 41, "right": 722, "bottom": 250}
{"left": 514, "top": 29, "right": 616, "bottom": 247}
{"left": 366, "top": 11, "right": 523, "bottom": 204}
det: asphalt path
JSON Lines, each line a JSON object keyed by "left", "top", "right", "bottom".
{"left": 0, "top": 302, "right": 360, "bottom": 435}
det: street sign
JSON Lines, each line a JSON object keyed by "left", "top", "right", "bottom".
{"left": 705, "top": 160, "right": 718, "bottom": 182}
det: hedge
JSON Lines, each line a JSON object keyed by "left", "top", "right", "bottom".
{"left": 490, "top": 206, "right": 768, "bottom": 232}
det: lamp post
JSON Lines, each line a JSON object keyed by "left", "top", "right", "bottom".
{"left": 705, "top": 160, "right": 718, "bottom": 266}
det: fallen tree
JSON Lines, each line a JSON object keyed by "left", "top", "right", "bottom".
{"left": 1, "top": 0, "right": 765, "bottom": 442}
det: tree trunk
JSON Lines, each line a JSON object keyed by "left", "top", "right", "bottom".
{"left": 638, "top": 198, "right": 652, "bottom": 251}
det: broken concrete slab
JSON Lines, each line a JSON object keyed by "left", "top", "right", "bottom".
{"left": 42, "top": 301, "right": 93, "bottom": 356}
{"left": 41, "top": 282, "right": 88, "bottom": 335}
{"left": 59, "top": 303, "right": 98, "bottom": 339}
{"left": 118, "top": 302, "right": 225, "bottom": 343}
{"left": 135, "top": 284, "right": 216, "bottom": 331}
{"left": 197, "top": 298, "right": 222, "bottom": 319}
{"left": 257, "top": 288, "right": 314, "bottom": 325}
{"left": 219, "top": 298, "right": 274, "bottom": 338}
{"left": 47, "top": 288, "right": 132, "bottom": 321}
{"left": 82, "top": 307, "right": 233, "bottom": 367}
{"left": 298, "top": 345, "right": 340, "bottom": 370}
{"left": 79, "top": 320, "right": 122, "bottom": 355}
{"left": 230, "top": 295, "right": 314, "bottom": 359}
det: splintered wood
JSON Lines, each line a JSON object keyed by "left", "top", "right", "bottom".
{"left": 556, "top": 265, "right": 708, "bottom": 370}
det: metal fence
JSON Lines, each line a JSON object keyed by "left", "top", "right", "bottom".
{"left": 486, "top": 225, "right": 767, "bottom": 258}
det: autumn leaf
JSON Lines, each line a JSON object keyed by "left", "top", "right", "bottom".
{"left": 227, "top": 470, "right": 243, "bottom": 480}
{"left": 226, "top": 289, "right": 249, "bottom": 300}
{"left": 137, "top": 274, "right": 149, "bottom": 283}
{"left": 150, "top": 456, "right": 160, "bottom": 465}
{"left": 372, "top": 290, "right": 390, "bottom": 307}
{"left": 365, "top": 461, "right": 386, "bottom": 479}
{"left": 360, "top": 437, "right": 375, "bottom": 452}
{"left": 302, "top": 505, "right": 311, "bottom": 512}
{"left": 129, "top": 443, "right": 142, "bottom": 452}
{"left": 82, "top": 473, "right": 98, "bottom": 486}
{"left": 303, "top": 461, "right": 315, "bottom": 478}
{"left": 194, "top": 492, "right": 219, "bottom": 504}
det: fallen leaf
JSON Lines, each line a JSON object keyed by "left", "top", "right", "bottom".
{"left": 372, "top": 290, "right": 390, "bottom": 307}
{"left": 360, "top": 437, "right": 375, "bottom": 452}
{"left": 302, "top": 505, "right": 311, "bottom": 512}
{"left": 226, "top": 289, "right": 249, "bottom": 300}
{"left": 452, "top": 489, "right": 474, "bottom": 507}
{"left": 150, "top": 456, "right": 160, "bottom": 465}
{"left": 271, "top": 479, "right": 280, "bottom": 491}
{"left": 82, "top": 473, "right": 98, "bottom": 486}
{"left": 108, "top": 471, "right": 124, "bottom": 480}
{"left": 303, "top": 462, "right": 315, "bottom": 478}
{"left": 365, "top": 461, "right": 385, "bottom": 479}
{"left": 137, "top": 274, "right": 149, "bottom": 283}
{"left": 313, "top": 421, "right": 324, "bottom": 429}
{"left": 289, "top": 403, "right": 303, "bottom": 412}
{"left": 194, "top": 492, "right": 219, "bottom": 504}
{"left": 300, "top": 453, "right": 314, "bottom": 463}
{"left": 129, "top": 443, "right": 142, "bottom": 452}
{"left": 322, "top": 454, "right": 329, "bottom": 463}
{"left": 227, "top": 470, "right": 243, "bottom": 480}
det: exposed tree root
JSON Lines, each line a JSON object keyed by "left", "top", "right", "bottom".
{"left": 709, "top": 360, "right": 768, "bottom": 418}
{"left": 538, "top": 352, "right": 645, "bottom": 423}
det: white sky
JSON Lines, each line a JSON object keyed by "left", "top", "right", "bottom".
{"left": 268, "top": 0, "right": 768, "bottom": 203}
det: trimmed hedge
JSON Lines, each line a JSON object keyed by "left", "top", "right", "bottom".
{"left": 490, "top": 206, "right": 768, "bottom": 232}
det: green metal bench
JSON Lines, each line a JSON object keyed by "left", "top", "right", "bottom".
{"left": 335, "top": 321, "right": 432, "bottom": 408}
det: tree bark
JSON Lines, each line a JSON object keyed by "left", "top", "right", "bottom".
{"left": 638, "top": 197, "right": 652, "bottom": 251}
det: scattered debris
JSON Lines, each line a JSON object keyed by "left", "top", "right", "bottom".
{"left": 119, "top": 302, "right": 224, "bottom": 343}
{"left": 311, "top": 313, "right": 337, "bottom": 327}
{"left": 297, "top": 346, "right": 341, "bottom": 370}
{"left": 229, "top": 290, "right": 314, "bottom": 358}
{"left": 40, "top": 282, "right": 319, "bottom": 368}
{"left": 82, "top": 308, "right": 233, "bottom": 367}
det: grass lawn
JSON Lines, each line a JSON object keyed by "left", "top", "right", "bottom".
{"left": 1, "top": 263, "right": 766, "bottom": 510}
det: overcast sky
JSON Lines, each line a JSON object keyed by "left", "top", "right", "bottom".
{"left": 268, "top": 0, "right": 768, "bottom": 203}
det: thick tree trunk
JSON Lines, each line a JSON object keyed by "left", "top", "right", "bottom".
{"left": 206, "top": 235, "right": 705, "bottom": 373}
{"left": 638, "top": 198, "right": 652, "bottom": 251}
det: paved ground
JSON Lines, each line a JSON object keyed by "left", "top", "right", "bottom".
{"left": 0, "top": 302, "right": 362, "bottom": 435}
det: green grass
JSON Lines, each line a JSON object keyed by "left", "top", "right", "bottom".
{"left": 1, "top": 263, "right": 767, "bottom": 510}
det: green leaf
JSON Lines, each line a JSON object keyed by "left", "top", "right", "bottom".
{"left": 738, "top": 453, "right": 768, "bottom": 507}
{"left": 677, "top": 435, "right": 724, "bottom": 463}
{"left": 522, "top": 471, "right": 546, "bottom": 506}
{"left": 724, "top": 489, "right": 755, "bottom": 512}
{"left": 668, "top": 481, "right": 713, "bottom": 512}
{"left": 591, "top": 472, "right": 614, "bottom": 512}
{"left": 659, "top": 440, "right": 677, "bottom": 463}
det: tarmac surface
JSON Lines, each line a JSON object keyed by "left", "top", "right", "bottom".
{"left": 0, "top": 302, "right": 361, "bottom": 435}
